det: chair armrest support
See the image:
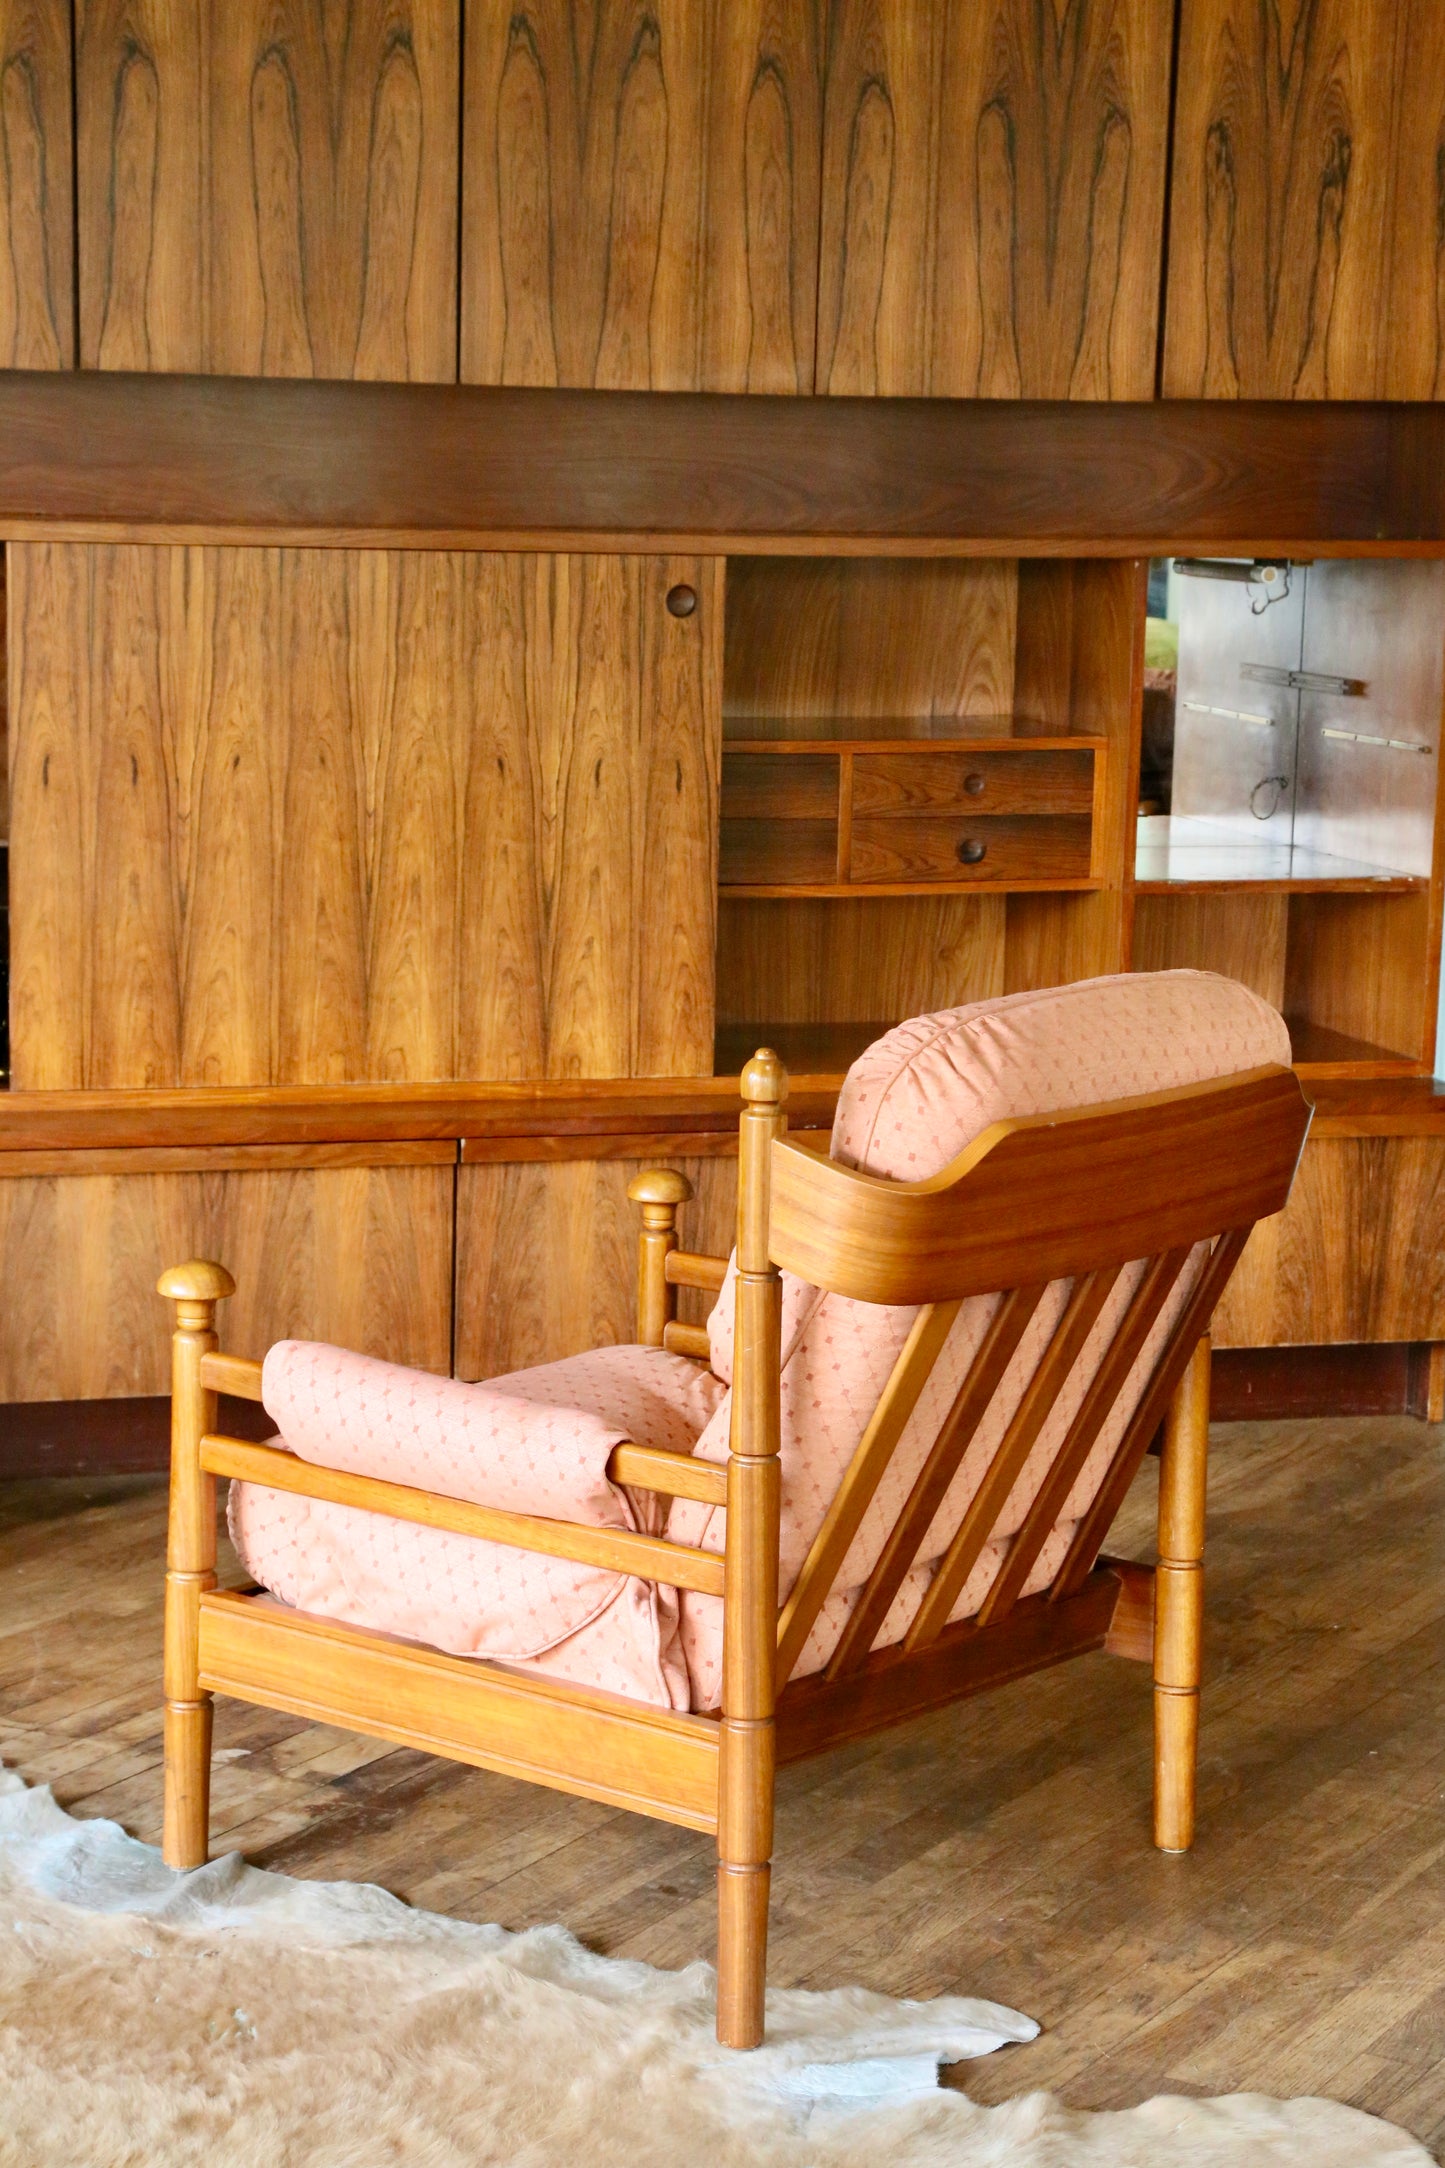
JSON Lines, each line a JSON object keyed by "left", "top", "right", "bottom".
{"left": 199, "top": 1351, "right": 264, "bottom": 1401}
{"left": 201, "top": 1433, "right": 726, "bottom": 1596}
{"left": 627, "top": 1169, "right": 694, "bottom": 1346}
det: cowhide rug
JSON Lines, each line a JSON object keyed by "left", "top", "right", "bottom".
{"left": 0, "top": 1765, "right": 1430, "bottom": 2167}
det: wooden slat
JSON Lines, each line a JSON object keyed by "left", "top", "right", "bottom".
{"left": 774, "top": 1300, "right": 962, "bottom": 1689}
{"left": 767, "top": 1067, "right": 1310, "bottom": 1305}
{"left": 821, "top": 1285, "right": 1045, "bottom": 1679}
{"left": 608, "top": 1443, "right": 727, "bottom": 1507}
{"left": 2, "top": 374, "right": 1444, "bottom": 552}
{"left": 774, "top": 1571, "right": 1122, "bottom": 1763}
{"left": 665, "top": 1250, "right": 729, "bottom": 1294}
{"left": 975, "top": 1245, "right": 1195, "bottom": 1626}
{"left": 198, "top": 1353, "right": 263, "bottom": 1403}
{"left": 903, "top": 1268, "right": 1124, "bottom": 1653}
{"left": 661, "top": 1322, "right": 713, "bottom": 1361}
{"left": 1052, "top": 1227, "right": 1253, "bottom": 1598}
{"left": 197, "top": 1591, "right": 719, "bottom": 1832}
{"left": 199, "top": 1435, "right": 726, "bottom": 1598}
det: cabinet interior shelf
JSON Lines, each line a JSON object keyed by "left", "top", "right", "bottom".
{"left": 1136, "top": 816, "right": 1427, "bottom": 893}
{"left": 716, "top": 1018, "right": 1424, "bottom": 1085}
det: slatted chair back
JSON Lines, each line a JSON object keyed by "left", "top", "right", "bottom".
{"left": 750, "top": 1061, "right": 1310, "bottom": 1688}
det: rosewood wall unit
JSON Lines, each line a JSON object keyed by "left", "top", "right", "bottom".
{"left": 0, "top": 0, "right": 1444, "bottom": 1451}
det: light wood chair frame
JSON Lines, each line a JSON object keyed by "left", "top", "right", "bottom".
{"left": 159, "top": 1051, "right": 1309, "bottom": 2048}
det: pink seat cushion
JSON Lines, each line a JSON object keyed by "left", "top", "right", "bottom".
{"left": 671, "top": 971, "right": 1290, "bottom": 1706}
{"left": 229, "top": 1342, "right": 725, "bottom": 1710}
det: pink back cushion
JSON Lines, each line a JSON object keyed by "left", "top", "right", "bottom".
{"left": 676, "top": 972, "right": 1290, "bottom": 1690}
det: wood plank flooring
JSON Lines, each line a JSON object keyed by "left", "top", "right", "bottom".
{"left": 1, "top": 1415, "right": 1443, "bottom": 2150}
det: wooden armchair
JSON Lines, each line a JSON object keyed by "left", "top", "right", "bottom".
{"left": 158, "top": 1045, "right": 1308, "bottom": 2050}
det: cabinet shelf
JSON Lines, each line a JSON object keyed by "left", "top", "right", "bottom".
{"left": 1135, "top": 816, "right": 1426, "bottom": 893}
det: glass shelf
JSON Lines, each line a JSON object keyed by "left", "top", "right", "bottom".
{"left": 1135, "top": 815, "right": 1426, "bottom": 892}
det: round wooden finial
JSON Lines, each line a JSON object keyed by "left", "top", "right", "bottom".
{"left": 156, "top": 1259, "right": 236, "bottom": 1303}
{"left": 626, "top": 1169, "right": 693, "bottom": 1207}
{"left": 741, "top": 1048, "right": 788, "bottom": 1107}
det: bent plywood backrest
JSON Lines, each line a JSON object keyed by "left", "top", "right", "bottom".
{"left": 751, "top": 1062, "right": 1312, "bottom": 1689}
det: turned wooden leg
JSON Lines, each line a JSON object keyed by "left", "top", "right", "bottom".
{"left": 1154, "top": 1334, "right": 1210, "bottom": 1854}
{"left": 715, "top": 1050, "right": 785, "bottom": 2049}
{"left": 626, "top": 1169, "right": 693, "bottom": 1347}
{"left": 717, "top": 1718, "right": 774, "bottom": 2050}
{"left": 157, "top": 1260, "right": 234, "bottom": 1871}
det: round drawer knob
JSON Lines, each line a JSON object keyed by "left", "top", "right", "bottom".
{"left": 666, "top": 583, "right": 698, "bottom": 618}
{"left": 963, "top": 771, "right": 987, "bottom": 796}
{"left": 956, "top": 837, "right": 988, "bottom": 865}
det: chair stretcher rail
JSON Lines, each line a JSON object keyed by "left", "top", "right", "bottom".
{"left": 199, "top": 1433, "right": 726, "bottom": 1595}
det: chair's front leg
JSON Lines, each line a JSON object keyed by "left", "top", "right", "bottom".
{"left": 717, "top": 1052, "right": 786, "bottom": 2048}
{"left": 157, "top": 1260, "right": 235, "bottom": 1870}
{"left": 1154, "top": 1334, "right": 1211, "bottom": 1853}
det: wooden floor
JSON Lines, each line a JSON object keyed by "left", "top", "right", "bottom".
{"left": 2, "top": 1415, "right": 1444, "bottom": 2151}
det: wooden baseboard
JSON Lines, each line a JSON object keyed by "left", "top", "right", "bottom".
{"left": 0, "top": 1394, "right": 274, "bottom": 1477}
{"left": 0, "top": 1345, "right": 1439, "bottom": 1478}
{"left": 1211, "top": 1344, "right": 1442, "bottom": 1422}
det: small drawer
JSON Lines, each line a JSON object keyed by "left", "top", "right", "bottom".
{"left": 849, "top": 814, "right": 1094, "bottom": 884}
{"left": 720, "top": 819, "right": 838, "bottom": 886}
{"left": 721, "top": 752, "right": 839, "bottom": 820}
{"left": 852, "top": 747, "right": 1094, "bottom": 816}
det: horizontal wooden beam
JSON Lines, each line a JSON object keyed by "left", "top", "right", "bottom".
{"left": 0, "top": 374, "right": 1443, "bottom": 553}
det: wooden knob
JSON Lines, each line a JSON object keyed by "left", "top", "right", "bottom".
{"left": 963, "top": 771, "right": 986, "bottom": 796}
{"left": 666, "top": 583, "right": 697, "bottom": 618}
{"left": 956, "top": 837, "right": 987, "bottom": 865}
{"left": 157, "top": 1259, "right": 236, "bottom": 1303}
{"left": 741, "top": 1048, "right": 789, "bottom": 1106}
{"left": 626, "top": 1169, "right": 693, "bottom": 1208}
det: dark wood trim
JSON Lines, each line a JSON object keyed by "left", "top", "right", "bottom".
{"left": 1, "top": 374, "right": 1444, "bottom": 553}
{"left": 1210, "top": 1344, "right": 1426, "bottom": 1422}
{"left": 0, "top": 1077, "right": 843, "bottom": 1153}
{"left": 0, "top": 1395, "right": 273, "bottom": 1478}
{"left": 2, "top": 1345, "right": 1436, "bottom": 1480}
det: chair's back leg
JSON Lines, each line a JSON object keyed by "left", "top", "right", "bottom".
{"left": 157, "top": 1261, "right": 234, "bottom": 1871}
{"left": 717, "top": 1053, "right": 786, "bottom": 2049}
{"left": 1154, "top": 1333, "right": 1211, "bottom": 1853}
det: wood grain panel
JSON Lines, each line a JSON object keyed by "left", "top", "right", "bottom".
{"left": 715, "top": 893, "right": 1005, "bottom": 1027}
{"left": 462, "top": 0, "right": 821, "bottom": 391}
{"left": 1284, "top": 893, "right": 1433, "bottom": 1066}
{"left": 1164, "top": 0, "right": 1445, "bottom": 398}
{"left": 76, "top": 0, "right": 457, "bottom": 377}
{"left": 816, "top": 0, "right": 1172, "bottom": 395}
{"left": 1130, "top": 892, "right": 1289, "bottom": 1008}
{"left": 9, "top": 544, "right": 721, "bottom": 1089}
{"left": 724, "top": 558, "right": 1016, "bottom": 720}
{"left": 0, "top": 0, "right": 72, "bottom": 366}
{"left": 1006, "top": 559, "right": 1145, "bottom": 988}
{"left": 1215, "top": 1137, "right": 1445, "bottom": 1345}
{"left": 0, "top": 1162, "right": 453, "bottom": 1400}
{"left": 455, "top": 1153, "right": 736, "bottom": 1379}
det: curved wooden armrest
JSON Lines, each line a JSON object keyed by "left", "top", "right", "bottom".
{"left": 199, "top": 1352, "right": 264, "bottom": 1400}
{"left": 198, "top": 1433, "right": 726, "bottom": 1595}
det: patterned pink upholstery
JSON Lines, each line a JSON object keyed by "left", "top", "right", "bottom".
{"left": 230, "top": 1344, "right": 725, "bottom": 1709}
{"left": 230, "top": 970, "right": 1289, "bottom": 1713}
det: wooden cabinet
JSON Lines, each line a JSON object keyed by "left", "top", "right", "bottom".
{"left": 461, "top": 0, "right": 822, "bottom": 391}
{"left": 816, "top": 0, "right": 1174, "bottom": 396}
{"left": 0, "top": 0, "right": 72, "bottom": 367}
{"left": 1215, "top": 1139, "right": 1445, "bottom": 1347}
{"left": 74, "top": 0, "right": 458, "bottom": 377}
{"left": 7, "top": 543, "right": 722, "bottom": 1088}
{"left": 455, "top": 1148, "right": 737, "bottom": 1379}
{"left": 1164, "top": 0, "right": 1445, "bottom": 398}
{"left": 0, "top": 1146, "right": 453, "bottom": 1399}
